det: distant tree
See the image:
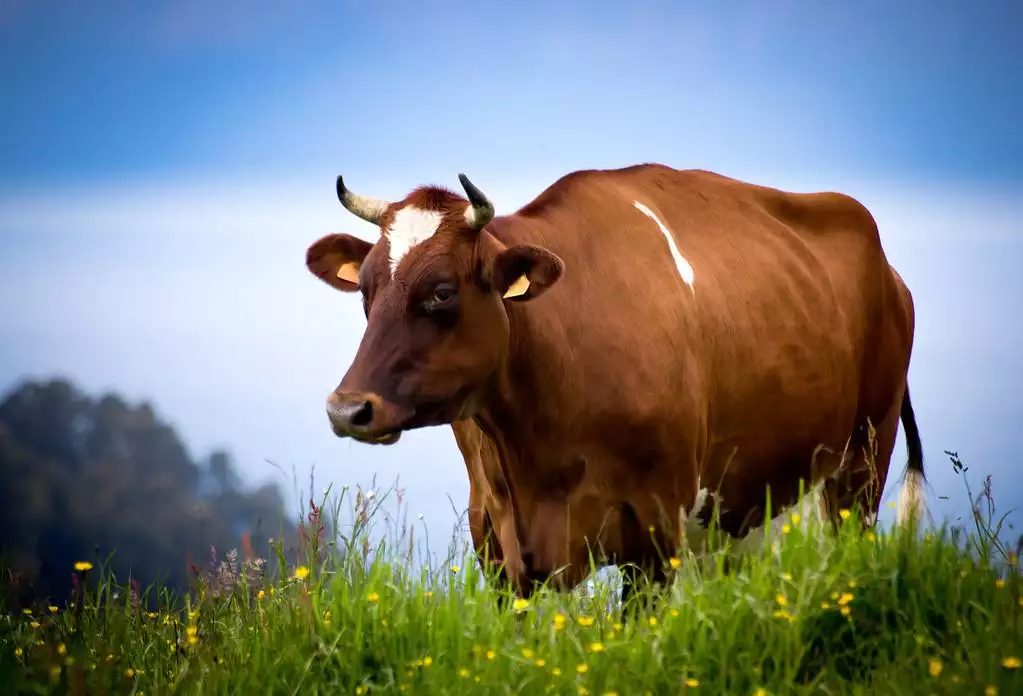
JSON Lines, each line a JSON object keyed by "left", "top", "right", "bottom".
{"left": 0, "top": 377, "right": 300, "bottom": 608}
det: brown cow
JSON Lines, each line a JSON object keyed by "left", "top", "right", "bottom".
{"left": 305, "top": 163, "right": 926, "bottom": 600}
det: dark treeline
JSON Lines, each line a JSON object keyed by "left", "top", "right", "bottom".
{"left": 0, "top": 377, "right": 300, "bottom": 608}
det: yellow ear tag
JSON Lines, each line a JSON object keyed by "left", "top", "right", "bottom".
{"left": 502, "top": 274, "right": 530, "bottom": 299}
{"left": 336, "top": 261, "right": 361, "bottom": 284}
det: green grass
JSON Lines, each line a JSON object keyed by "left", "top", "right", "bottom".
{"left": 2, "top": 479, "right": 1022, "bottom": 695}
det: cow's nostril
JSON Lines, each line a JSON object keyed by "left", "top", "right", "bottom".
{"left": 350, "top": 400, "right": 374, "bottom": 428}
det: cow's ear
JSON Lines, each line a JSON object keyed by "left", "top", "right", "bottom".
{"left": 306, "top": 234, "right": 375, "bottom": 292}
{"left": 492, "top": 244, "right": 564, "bottom": 302}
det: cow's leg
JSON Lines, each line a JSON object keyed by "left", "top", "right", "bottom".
{"left": 469, "top": 504, "right": 515, "bottom": 608}
{"left": 823, "top": 387, "right": 905, "bottom": 530}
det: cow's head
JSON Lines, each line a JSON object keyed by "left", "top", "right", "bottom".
{"left": 307, "top": 174, "right": 564, "bottom": 444}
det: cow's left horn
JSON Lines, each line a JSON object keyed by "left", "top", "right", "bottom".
{"left": 458, "top": 173, "right": 495, "bottom": 230}
{"left": 336, "top": 175, "right": 391, "bottom": 225}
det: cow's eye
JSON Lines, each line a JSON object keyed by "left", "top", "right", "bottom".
{"left": 431, "top": 286, "right": 456, "bottom": 304}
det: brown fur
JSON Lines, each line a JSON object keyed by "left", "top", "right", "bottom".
{"left": 306, "top": 163, "right": 924, "bottom": 598}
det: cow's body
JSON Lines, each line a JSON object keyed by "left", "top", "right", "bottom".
{"left": 307, "top": 163, "right": 925, "bottom": 600}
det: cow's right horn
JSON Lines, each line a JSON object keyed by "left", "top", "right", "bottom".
{"left": 336, "top": 175, "right": 391, "bottom": 225}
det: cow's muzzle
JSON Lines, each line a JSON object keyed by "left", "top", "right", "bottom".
{"left": 326, "top": 391, "right": 406, "bottom": 445}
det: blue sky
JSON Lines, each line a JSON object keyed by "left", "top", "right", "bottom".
{"left": 1, "top": 1, "right": 1021, "bottom": 558}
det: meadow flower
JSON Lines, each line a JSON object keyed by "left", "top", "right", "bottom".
{"left": 576, "top": 664, "right": 588, "bottom": 673}
{"left": 775, "top": 594, "right": 788, "bottom": 607}
{"left": 292, "top": 566, "right": 310, "bottom": 580}
{"left": 57, "top": 643, "right": 67, "bottom": 656}
{"left": 552, "top": 667, "right": 562, "bottom": 676}
{"left": 422, "top": 656, "right": 433, "bottom": 667}
{"left": 995, "top": 578, "right": 1006, "bottom": 589}
{"left": 839, "top": 509, "right": 851, "bottom": 521}
{"left": 367, "top": 592, "right": 380, "bottom": 602}
{"left": 1002, "top": 656, "right": 1021, "bottom": 669}
{"left": 459, "top": 668, "right": 471, "bottom": 678}
{"left": 837, "top": 592, "right": 854, "bottom": 606}
{"left": 48, "top": 605, "right": 58, "bottom": 613}
{"left": 647, "top": 617, "right": 657, "bottom": 627}
{"left": 780, "top": 572, "right": 793, "bottom": 581}
{"left": 773, "top": 609, "right": 794, "bottom": 621}
{"left": 186, "top": 626, "right": 198, "bottom": 646}
{"left": 74, "top": 561, "right": 93, "bottom": 572}
{"left": 512, "top": 598, "right": 531, "bottom": 612}
{"left": 521, "top": 648, "right": 534, "bottom": 658}
{"left": 536, "top": 659, "right": 546, "bottom": 667}
{"left": 587, "top": 641, "right": 605, "bottom": 653}
{"left": 125, "top": 668, "right": 136, "bottom": 678}
{"left": 986, "top": 686, "right": 998, "bottom": 695}
{"left": 840, "top": 606, "right": 851, "bottom": 617}
{"left": 781, "top": 524, "right": 791, "bottom": 535}
{"left": 450, "top": 565, "right": 461, "bottom": 573}
{"left": 928, "top": 658, "right": 942, "bottom": 677}
{"left": 790, "top": 512, "right": 801, "bottom": 524}
{"left": 684, "top": 678, "right": 699, "bottom": 687}
{"left": 257, "top": 590, "right": 265, "bottom": 600}
{"left": 486, "top": 650, "right": 495, "bottom": 660}
{"left": 14, "top": 648, "right": 22, "bottom": 657}
{"left": 669, "top": 557, "right": 682, "bottom": 569}
{"left": 30, "top": 621, "right": 40, "bottom": 629}
{"left": 576, "top": 615, "right": 594, "bottom": 626}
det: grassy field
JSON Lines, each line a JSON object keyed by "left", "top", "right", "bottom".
{"left": 2, "top": 473, "right": 1022, "bottom": 695}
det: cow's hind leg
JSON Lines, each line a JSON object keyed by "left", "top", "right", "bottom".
{"left": 822, "top": 386, "right": 905, "bottom": 530}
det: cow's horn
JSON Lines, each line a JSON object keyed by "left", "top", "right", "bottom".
{"left": 336, "top": 175, "right": 390, "bottom": 225}
{"left": 458, "top": 173, "right": 495, "bottom": 230}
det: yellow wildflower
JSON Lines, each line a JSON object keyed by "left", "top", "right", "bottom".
{"left": 780, "top": 573, "right": 792, "bottom": 581}
{"left": 781, "top": 524, "right": 791, "bottom": 535}
{"left": 552, "top": 667, "right": 562, "bottom": 676}
{"left": 753, "top": 689, "right": 767, "bottom": 696}
{"left": 866, "top": 532, "right": 877, "bottom": 542}
{"left": 73, "top": 561, "right": 93, "bottom": 572}
{"left": 57, "top": 643, "right": 67, "bottom": 656}
{"left": 356, "top": 687, "right": 367, "bottom": 695}
{"left": 486, "top": 650, "right": 495, "bottom": 660}
{"left": 49, "top": 665, "right": 61, "bottom": 680}
{"left": 648, "top": 616, "right": 657, "bottom": 627}
{"left": 790, "top": 512, "right": 801, "bottom": 525}
{"left": 257, "top": 590, "right": 265, "bottom": 601}
{"left": 775, "top": 594, "right": 788, "bottom": 607}
{"left": 459, "top": 668, "right": 470, "bottom": 678}
{"left": 613, "top": 622, "right": 623, "bottom": 631}
{"left": 292, "top": 565, "right": 310, "bottom": 580}
{"left": 669, "top": 557, "right": 682, "bottom": 569}
{"left": 837, "top": 592, "right": 854, "bottom": 606}
{"left": 588, "top": 641, "right": 605, "bottom": 653}
{"left": 48, "top": 605, "right": 58, "bottom": 613}
{"left": 521, "top": 647, "right": 534, "bottom": 658}
{"left": 670, "top": 609, "right": 680, "bottom": 617}
{"left": 367, "top": 591, "right": 380, "bottom": 602}
{"left": 576, "top": 664, "right": 588, "bottom": 674}
{"left": 30, "top": 621, "right": 40, "bottom": 629}
{"left": 577, "top": 615, "right": 594, "bottom": 626}
{"left": 848, "top": 580, "right": 858, "bottom": 588}
{"left": 422, "top": 656, "right": 432, "bottom": 667}
{"left": 512, "top": 598, "right": 531, "bottom": 612}
{"left": 986, "top": 686, "right": 998, "bottom": 696}
{"left": 773, "top": 609, "right": 794, "bottom": 621}
{"left": 553, "top": 613, "right": 567, "bottom": 630}
{"left": 995, "top": 578, "right": 1006, "bottom": 589}
{"left": 820, "top": 602, "right": 831, "bottom": 609}
{"left": 536, "top": 659, "right": 546, "bottom": 667}
{"left": 125, "top": 668, "right": 136, "bottom": 678}
{"left": 928, "top": 658, "right": 942, "bottom": 677}
{"left": 14, "top": 647, "right": 22, "bottom": 657}
{"left": 450, "top": 565, "right": 461, "bottom": 573}
{"left": 840, "top": 606, "right": 851, "bottom": 617}
{"left": 1003, "top": 656, "right": 1021, "bottom": 669}
{"left": 685, "top": 678, "right": 699, "bottom": 687}
{"left": 839, "top": 509, "right": 851, "bottom": 521}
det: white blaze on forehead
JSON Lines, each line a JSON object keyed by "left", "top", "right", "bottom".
{"left": 633, "top": 201, "right": 695, "bottom": 290}
{"left": 385, "top": 206, "right": 444, "bottom": 276}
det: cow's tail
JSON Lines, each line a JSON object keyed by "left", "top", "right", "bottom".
{"left": 896, "top": 386, "right": 926, "bottom": 525}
